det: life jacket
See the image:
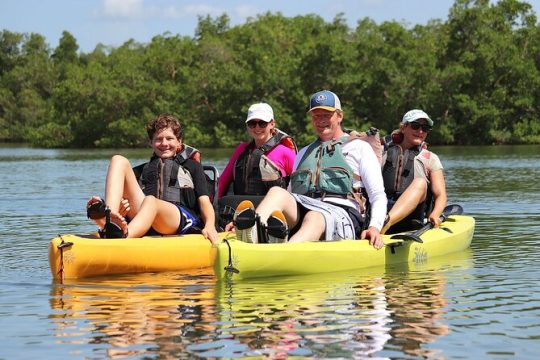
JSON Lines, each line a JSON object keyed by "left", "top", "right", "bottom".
{"left": 344, "top": 127, "right": 383, "bottom": 165}
{"left": 382, "top": 134, "right": 436, "bottom": 231}
{"left": 290, "top": 135, "right": 353, "bottom": 198}
{"left": 178, "top": 144, "right": 201, "bottom": 163}
{"left": 133, "top": 152, "right": 198, "bottom": 211}
{"left": 381, "top": 133, "right": 430, "bottom": 199}
{"left": 232, "top": 129, "right": 297, "bottom": 195}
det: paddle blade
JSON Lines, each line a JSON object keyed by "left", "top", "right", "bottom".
{"left": 442, "top": 204, "right": 463, "bottom": 218}
{"left": 390, "top": 233, "right": 424, "bottom": 243}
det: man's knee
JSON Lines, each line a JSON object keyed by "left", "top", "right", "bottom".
{"left": 302, "top": 211, "right": 325, "bottom": 229}
{"left": 264, "top": 186, "right": 293, "bottom": 205}
{"left": 300, "top": 211, "right": 325, "bottom": 237}
{"left": 266, "top": 186, "right": 289, "bottom": 197}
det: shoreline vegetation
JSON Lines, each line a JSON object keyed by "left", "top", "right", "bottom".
{"left": 1, "top": 0, "right": 540, "bottom": 148}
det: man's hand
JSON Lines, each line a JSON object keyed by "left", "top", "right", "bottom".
{"left": 360, "top": 226, "right": 384, "bottom": 250}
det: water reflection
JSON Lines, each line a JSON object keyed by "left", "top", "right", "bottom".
{"left": 207, "top": 250, "right": 472, "bottom": 358}
{"left": 47, "top": 251, "right": 473, "bottom": 358}
{"left": 49, "top": 270, "right": 217, "bottom": 358}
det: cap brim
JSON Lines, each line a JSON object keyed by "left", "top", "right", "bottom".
{"left": 245, "top": 117, "right": 272, "bottom": 123}
{"left": 403, "top": 118, "right": 434, "bottom": 126}
{"left": 308, "top": 106, "right": 337, "bottom": 113}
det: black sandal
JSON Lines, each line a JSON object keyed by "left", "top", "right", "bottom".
{"left": 233, "top": 205, "right": 256, "bottom": 230}
{"left": 265, "top": 211, "right": 289, "bottom": 243}
{"left": 98, "top": 208, "right": 128, "bottom": 239}
{"left": 87, "top": 197, "right": 107, "bottom": 220}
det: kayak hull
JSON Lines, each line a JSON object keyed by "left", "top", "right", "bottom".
{"left": 214, "top": 215, "right": 475, "bottom": 280}
{"left": 49, "top": 233, "right": 221, "bottom": 280}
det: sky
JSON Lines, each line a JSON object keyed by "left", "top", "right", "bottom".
{"left": 2, "top": 0, "right": 540, "bottom": 52}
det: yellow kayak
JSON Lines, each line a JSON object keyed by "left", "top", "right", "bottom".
{"left": 48, "top": 233, "right": 224, "bottom": 280}
{"left": 214, "top": 215, "right": 475, "bottom": 280}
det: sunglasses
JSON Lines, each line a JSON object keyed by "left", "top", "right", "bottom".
{"left": 247, "top": 120, "right": 270, "bottom": 129}
{"left": 409, "top": 122, "right": 432, "bottom": 132}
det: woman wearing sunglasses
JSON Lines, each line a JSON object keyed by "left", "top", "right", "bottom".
{"left": 217, "top": 102, "right": 297, "bottom": 199}
{"left": 380, "top": 109, "right": 447, "bottom": 234}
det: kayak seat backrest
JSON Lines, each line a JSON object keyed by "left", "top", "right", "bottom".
{"left": 203, "top": 165, "right": 219, "bottom": 210}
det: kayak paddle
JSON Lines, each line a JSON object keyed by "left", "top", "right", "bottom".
{"left": 390, "top": 204, "right": 464, "bottom": 243}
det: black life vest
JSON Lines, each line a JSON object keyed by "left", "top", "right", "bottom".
{"left": 232, "top": 129, "right": 296, "bottom": 195}
{"left": 133, "top": 153, "right": 197, "bottom": 211}
{"left": 177, "top": 144, "right": 200, "bottom": 162}
{"left": 381, "top": 139, "right": 421, "bottom": 199}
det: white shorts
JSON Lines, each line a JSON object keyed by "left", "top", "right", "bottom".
{"left": 291, "top": 194, "right": 356, "bottom": 241}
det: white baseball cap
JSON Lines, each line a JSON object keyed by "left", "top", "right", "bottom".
{"left": 402, "top": 109, "right": 433, "bottom": 126}
{"left": 246, "top": 103, "right": 274, "bottom": 123}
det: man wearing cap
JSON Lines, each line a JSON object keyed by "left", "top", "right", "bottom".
{"left": 380, "top": 109, "right": 447, "bottom": 234}
{"left": 233, "top": 90, "right": 387, "bottom": 248}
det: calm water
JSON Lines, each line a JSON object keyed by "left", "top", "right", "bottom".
{"left": 0, "top": 145, "right": 539, "bottom": 359}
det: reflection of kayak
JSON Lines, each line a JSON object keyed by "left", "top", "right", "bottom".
{"left": 214, "top": 215, "right": 475, "bottom": 280}
{"left": 213, "top": 248, "right": 474, "bottom": 358}
{"left": 49, "top": 270, "right": 217, "bottom": 353}
{"left": 49, "top": 233, "right": 221, "bottom": 280}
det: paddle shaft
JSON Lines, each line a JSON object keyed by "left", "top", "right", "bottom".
{"left": 390, "top": 204, "right": 464, "bottom": 242}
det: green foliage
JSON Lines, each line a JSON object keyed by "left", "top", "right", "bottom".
{"left": 95, "top": 116, "right": 147, "bottom": 148}
{"left": 52, "top": 31, "right": 79, "bottom": 64}
{"left": 1, "top": 0, "right": 540, "bottom": 147}
{"left": 27, "top": 122, "right": 73, "bottom": 147}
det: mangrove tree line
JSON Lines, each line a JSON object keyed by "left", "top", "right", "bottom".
{"left": 1, "top": 0, "right": 540, "bottom": 147}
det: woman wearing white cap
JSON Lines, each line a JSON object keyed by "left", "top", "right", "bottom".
{"left": 380, "top": 109, "right": 447, "bottom": 234}
{"left": 217, "top": 102, "right": 297, "bottom": 198}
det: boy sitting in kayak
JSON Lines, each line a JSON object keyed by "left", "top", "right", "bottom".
{"left": 86, "top": 114, "right": 219, "bottom": 244}
{"left": 231, "top": 90, "right": 387, "bottom": 249}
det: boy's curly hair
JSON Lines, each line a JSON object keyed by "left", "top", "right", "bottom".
{"left": 146, "top": 114, "right": 183, "bottom": 140}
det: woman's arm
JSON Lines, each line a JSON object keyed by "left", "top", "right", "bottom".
{"left": 428, "top": 169, "right": 447, "bottom": 227}
{"left": 217, "top": 143, "right": 247, "bottom": 198}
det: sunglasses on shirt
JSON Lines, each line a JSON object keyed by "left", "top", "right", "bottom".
{"left": 247, "top": 120, "right": 270, "bottom": 129}
{"left": 409, "top": 122, "right": 432, "bottom": 132}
